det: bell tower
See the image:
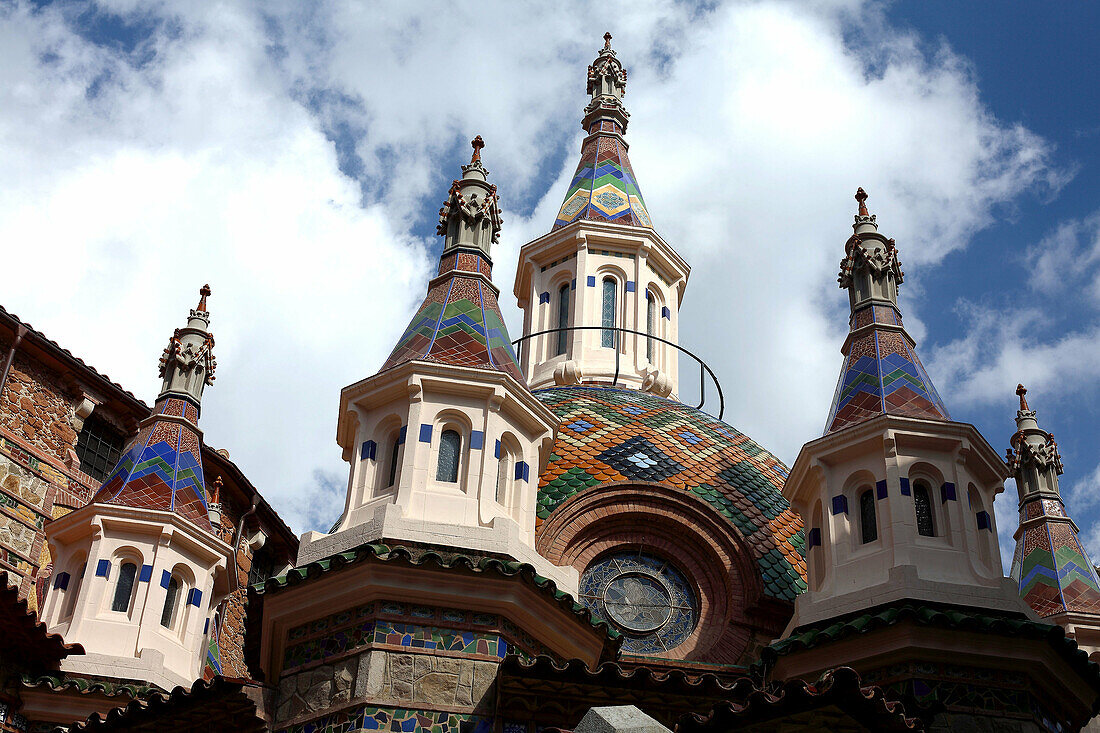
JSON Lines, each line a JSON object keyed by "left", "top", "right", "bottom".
{"left": 514, "top": 33, "right": 690, "bottom": 396}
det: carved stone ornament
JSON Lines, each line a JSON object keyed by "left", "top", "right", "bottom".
{"left": 837, "top": 236, "right": 904, "bottom": 289}
{"left": 158, "top": 329, "right": 217, "bottom": 385}
{"left": 1008, "top": 433, "right": 1064, "bottom": 475}
{"left": 435, "top": 180, "right": 503, "bottom": 244}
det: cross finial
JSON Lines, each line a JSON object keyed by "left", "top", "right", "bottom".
{"left": 603, "top": 32, "right": 612, "bottom": 50}
{"left": 470, "top": 135, "right": 484, "bottom": 164}
{"left": 210, "top": 475, "right": 222, "bottom": 505}
{"left": 1016, "top": 384, "right": 1030, "bottom": 412}
{"left": 855, "top": 187, "right": 869, "bottom": 217}
{"left": 197, "top": 284, "right": 211, "bottom": 312}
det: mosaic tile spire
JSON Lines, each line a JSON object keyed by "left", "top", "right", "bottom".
{"left": 1008, "top": 385, "right": 1100, "bottom": 617}
{"left": 553, "top": 32, "right": 653, "bottom": 229}
{"left": 824, "top": 189, "right": 949, "bottom": 433}
{"left": 91, "top": 286, "right": 217, "bottom": 532}
{"left": 381, "top": 138, "right": 524, "bottom": 381}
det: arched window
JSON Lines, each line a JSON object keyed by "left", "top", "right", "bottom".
{"left": 436, "top": 430, "right": 461, "bottom": 483}
{"left": 386, "top": 437, "right": 400, "bottom": 489}
{"left": 160, "top": 575, "right": 181, "bottom": 628}
{"left": 646, "top": 291, "right": 656, "bottom": 363}
{"left": 111, "top": 562, "right": 138, "bottom": 613}
{"left": 914, "top": 482, "right": 935, "bottom": 537}
{"left": 556, "top": 283, "right": 570, "bottom": 356}
{"left": 62, "top": 560, "right": 85, "bottom": 620}
{"left": 601, "top": 278, "right": 617, "bottom": 348}
{"left": 859, "top": 489, "right": 877, "bottom": 544}
{"left": 496, "top": 449, "right": 513, "bottom": 505}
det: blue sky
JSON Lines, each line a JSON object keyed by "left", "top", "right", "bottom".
{"left": 2, "top": 1, "right": 1099, "bottom": 569}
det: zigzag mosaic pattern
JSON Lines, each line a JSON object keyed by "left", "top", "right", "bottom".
{"left": 553, "top": 134, "right": 652, "bottom": 230}
{"left": 1014, "top": 506, "right": 1100, "bottom": 617}
{"left": 382, "top": 275, "right": 523, "bottom": 382}
{"left": 534, "top": 386, "right": 806, "bottom": 602}
{"left": 92, "top": 396, "right": 211, "bottom": 531}
{"left": 825, "top": 329, "right": 949, "bottom": 433}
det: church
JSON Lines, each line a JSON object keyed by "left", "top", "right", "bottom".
{"left": 0, "top": 33, "right": 1099, "bottom": 732}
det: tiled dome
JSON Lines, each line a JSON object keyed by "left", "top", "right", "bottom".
{"left": 534, "top": 386, "right": 807, "bottom": 602}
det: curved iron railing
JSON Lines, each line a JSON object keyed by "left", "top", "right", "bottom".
{"left": 511, "top": 325, "right": 725, "bottom": 420}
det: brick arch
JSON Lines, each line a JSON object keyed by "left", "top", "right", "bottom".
{"left": 537, "top": 481, "right": 781, "bottom": 664}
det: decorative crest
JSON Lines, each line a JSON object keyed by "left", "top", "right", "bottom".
{"left": 197, "top": 284, "right": 211, "bottom": 312}
{"left": 1017, "top": 384, "right": 1030, "bottom": 412}
{"left": 603, "top": 31, "right": 613, "bottom": 51}
{"left": 855, "top": 187, "right": 868, "bottom": 217}
{"left": 470, "top": 135, "right": 484, "bottom": 164}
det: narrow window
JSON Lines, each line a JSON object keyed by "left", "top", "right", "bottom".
{"left": 436, "top": 430, "right": 461, "bottom": 483}
{"left": 914, "top": 483, "right": 935, "bottom": 537}
{"left": 111, "top": 562, "right": 137, "bottom": 613}
{"left": 859, "top": 489, "right": 877, "bottom": 544}
{"left": 601, "top": 278, "right": 617, "bottom": 348}
{"left": 556, "top": 284, "right": 570, "bottom": 356}
{"left": 646, "top": 292, "right": 656, "bottom": 363}
{"left": 62, "top": 562, "right": 85, "bottom": 619}
{"left": 496, "top": 451, "right": 512, "bottom": 505}
{"left": 160, "top": 576, "right": 181, "bottom": 628}
{"left": 386, "top": 439, "right": 400, "bottom": 488}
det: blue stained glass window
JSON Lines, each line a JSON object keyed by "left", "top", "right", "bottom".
{"left": 111, "top": 562, "right": 137, "bottom": 613}
{"left": 646, "top": 292, "right": 656, "bottom": 363}
{"left": 601, "top": 279, "right": 617, "bottom": 348}
{"left": 436, "top": 430, "right": 461, "bottom": 483}
{"left": 556, "top": 284, "right": 570, "bottom": 356}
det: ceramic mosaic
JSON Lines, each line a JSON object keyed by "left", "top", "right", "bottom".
{"left": 534, "top": 385, "right": 806, "bottom": 601}
{"left": 90, "top": 395, "right": 211, "bottom": 531}
{"left": 1016, "top": 499, "right": 1100, "bottom": 617}
{"left": 278, "top": 707, "right": 492, "bottom": 733}
{"left": 554, "top": 133, "right": 651, "bottom": 230}
{"left": 825, "top": 325, "right": 949, "bottom": 433}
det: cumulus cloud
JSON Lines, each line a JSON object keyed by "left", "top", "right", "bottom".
{"left": 0, "top": 0, "right": 1064, "bottom": 534}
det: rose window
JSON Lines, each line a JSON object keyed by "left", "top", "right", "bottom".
{"left": 579, "top": 552, "right": 697, "bottom": 654}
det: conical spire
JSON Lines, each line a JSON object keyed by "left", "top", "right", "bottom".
{"left": 1008, "top": 385, "right": 1100, "bottom": 617}
{"left": 552, "top": 33, "right": 652, "bottom": 229}
{"left": 824, "top": 189, "right": 949, "bottom": 433}
{"left": 91, "top": 286, "right": 217, "bottom": 532}
{"left": 381, "top": 138, "right": 524, "bottom": 381}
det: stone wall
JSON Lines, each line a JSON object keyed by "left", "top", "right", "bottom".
{"left": 0, "top": 351, "right": 78, "bottom": 469}
{"left": 0, "top": 441, "right": 62, "bottom": 604}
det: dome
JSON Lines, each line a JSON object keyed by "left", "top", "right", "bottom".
{"left": 534, "top": 385, "right": 807, "bottom": 602}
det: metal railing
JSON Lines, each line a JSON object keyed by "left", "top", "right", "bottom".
{"left": 511, "top": 325, "right": 725, "bottom": 420}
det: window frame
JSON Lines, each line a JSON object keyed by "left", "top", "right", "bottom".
{"left": 74, "top": 414, "right": 125, "bottom": 483}
{"left": 110, "top": 560, "right": 139, "bottom": 614}
{"left": 435, "top": 429, "right": 463, "bottom": 484}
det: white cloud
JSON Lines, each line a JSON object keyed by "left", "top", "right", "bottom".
{"left": 0, "top": 0, "right": 1065, "bottom": 535}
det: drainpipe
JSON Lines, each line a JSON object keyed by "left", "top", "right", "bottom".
{"left": 0, "top": 325, "right": 28, "bottom": 395}
{"left": 215, "top": 494, "right": 260, "bottom": 640}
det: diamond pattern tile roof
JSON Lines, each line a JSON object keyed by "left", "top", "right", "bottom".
{"left": 534, "top": 386, "right": 807, "bottom": 602}
{"left": 553, "top": 133, "right": 652, "bottom": 230}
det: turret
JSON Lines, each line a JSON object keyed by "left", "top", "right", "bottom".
{"left": 41, "top": 287, "right": 231, "bottom": 691}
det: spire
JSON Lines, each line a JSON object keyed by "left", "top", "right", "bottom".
{"left": 90, "top": 286, "right": 217, "bottom": 532}
{"left": 1008, "top": 386, "right": 1100, "bottom": 618}
{"left": 381, "top": 140, "right": 523, "bottom": 381}
{"left": 824, "top": 188, "right": 949, "bottom": 433}
{"left": 553, "top": 33, "right": 652, "bottom": 229}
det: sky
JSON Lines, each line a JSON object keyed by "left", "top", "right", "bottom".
{"left": 2, "top": 0, "right": 1099, "bottom": 570}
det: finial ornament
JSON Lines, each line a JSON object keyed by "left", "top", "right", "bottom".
{"left": 197, "top": 284, "right": 211, "bottom": 312}
{"left": 470, "top": 135, "right": 484, "bottom": 164}
{"left": 855, "top": 187, "right": 869, "bottom": 217}
{"left": 603, "top": 31, "right": 612, "bottom": 50}
{"left": 1017, "top": 384, "right": 1030, "bottom": 412}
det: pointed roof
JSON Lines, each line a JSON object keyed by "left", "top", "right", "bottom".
{"left": 825, "top": 189, "right": 949, "bottom": 433}
{"left": 553, "top": 33, "right": 653, "bottom": 230}
{"left": 91, "top": 286, "right": 217, "bottom": 532}
{"left": 381, "top": 138, "right": 524, "bottom": 382}
{"left": 1008, "top": 385, "right": 1100, "bottom": 618}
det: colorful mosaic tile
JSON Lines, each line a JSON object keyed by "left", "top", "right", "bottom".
{"left": 278, "top": 706, "right": 492, "bottom": 733}
{"left": 1015, "top": 502, "right": 1100, "bottom": 617}
{"left": 90, "top": 394, "right": 211, "bottom": 531}
{"left": 534, "top": 386, "right": 806, "bottom": 601}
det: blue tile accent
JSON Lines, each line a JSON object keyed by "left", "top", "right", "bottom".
{"left": 204, "top": 618, "right": 210, "bottom": 634}
{"left": 976, "top": 510, "right": 991, "bottom": 531}
{"left": 187, "top": 588, "right": 202, "bottom": 607}
{"left": 662, "top": 306, "right": 671, "bottom": 320}
{"left": 397, "top": 425, "right": 407, "bottom": 445}
{"left": 876, "top": 480, "right": 888, "bottom": 500}
{"left": 419, "top": 424, "right": 433, "bottom": 443}
{"left": 941, "top": 482, "right": 957, "bottom": 503}
{"left": 587, "top": 276, "right": 596, "bottom": 287}
{"left": 138, "top": 564, "right": 152, "bottom": 583}
{"left": 626, "top": 281, "right": 636, "bottom": 293}
{"left": 53, "top": 572, "right": 70, "bottom": 591}
{"left": 161, "top": 570, "right": 172, "bottom": 589}
{"left": 539, "top": 291, "right": 550, "bottom": 304}
{"left": 95, "top": 559, "right": 110, "bottom": 578}
{"left": 494, "top": 439, "right": 501, "bottom": 459}
{"left": 831, "top": 495, "right": 848, "bottom": 515}
{"left": 470, "top": 431, "right": 484, "bottom": 450}
{"left": 361, "top": 440, "right": 377, "bottom": 461}
{"left": 899, "top": 478, "right": 911, "bottom": 496}
{"left": 515, "top": 461, "right": 530, "bottom": 482}
{"left": 809, "top": 528, "right": 821, "bottom": 548}
{"left": 645, "top": 290, "right": 653, "bottom": 301}
{"left": 571, "top": 278, "right": 577, "bottom": 290}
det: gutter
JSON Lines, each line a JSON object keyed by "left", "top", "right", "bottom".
{"left": 0, "top": 325, "right": 29, "bottom": 395}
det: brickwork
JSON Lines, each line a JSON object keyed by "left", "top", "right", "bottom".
{"left": 0, "top": 348, "right": 79, "bottom": 469}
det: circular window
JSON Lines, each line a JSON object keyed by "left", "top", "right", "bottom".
{"left": 579, "top": 552, "right": 697, "bottom": 654}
